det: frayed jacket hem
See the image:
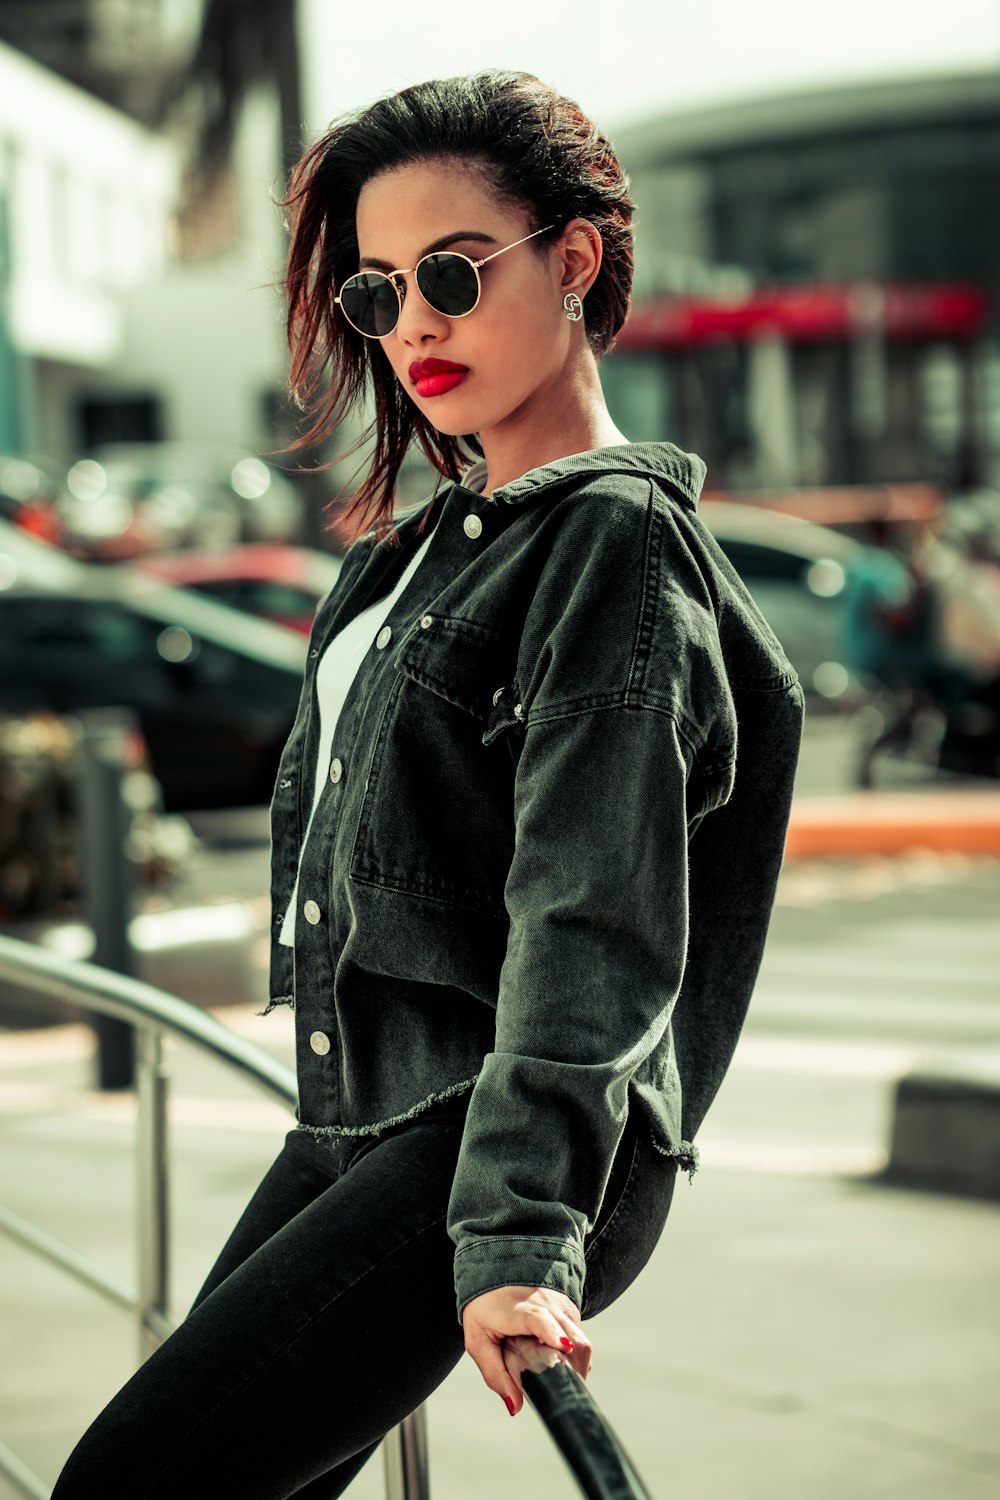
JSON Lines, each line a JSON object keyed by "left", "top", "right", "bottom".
{"left": 256, "top": 994, "right": 295, "bottom": 1017}
{"left": 294, "top": 1075, "right": 478, "bottom": 1137}
{"left": 650, "top": 1133, "right": 700, "bottom": 1182}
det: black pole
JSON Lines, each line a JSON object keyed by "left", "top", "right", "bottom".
{"left": 71, "top": 708, "right": 140, "bottom": 1090}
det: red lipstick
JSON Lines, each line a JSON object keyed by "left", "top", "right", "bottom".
{"left": 409, "top": 358, "right": 470, "bottom": 399}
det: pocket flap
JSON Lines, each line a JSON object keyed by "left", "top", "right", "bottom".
{"left": 396, "top": 614, "right": 502, "bottom": 721}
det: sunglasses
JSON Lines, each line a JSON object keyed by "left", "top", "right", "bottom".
{"left": 334, "top": 224, "right": 555, "bottom": 338}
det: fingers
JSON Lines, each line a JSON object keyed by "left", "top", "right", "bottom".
{"left": 466, "top": 1326, "right": 522, "bottom": 1415}
{"left": 463, "top": 1291, "right": 594, "bottom": 1417}
{"left": 510, "top": 1294, "right": 592, "bottom": 1385}
{"left": 553, "top": 1311, "right": 592, "bottom": 1379}
{"left": 509, "top": 1292, "right": 592, "bottom": 1380}
{"left": 537, "top": 1303, "right": 592, "bottom": 1381}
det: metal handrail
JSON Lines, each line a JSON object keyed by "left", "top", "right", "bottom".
{"left": 0, "top": 934, "right": 656, "bottom": 1500}
{"left": 0, "top": 934, "right": 426, "bottom": 1500}
{"left": 515, "top": 1340, "right": 655, "bottom": 1500}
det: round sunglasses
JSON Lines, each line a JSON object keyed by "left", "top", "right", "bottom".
{"left": 334, "top": 224, "right": 555, "bottom": 338}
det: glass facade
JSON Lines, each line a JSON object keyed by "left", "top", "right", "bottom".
{"left": 607, "top": 85, "right": 1000, "bottom": 494}
{"left": 710, "top": 122, "right": 1000, "bottom": 288}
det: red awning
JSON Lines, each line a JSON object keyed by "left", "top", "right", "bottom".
{"left": 617, "top": 282, "right": 991, "bottom": 350}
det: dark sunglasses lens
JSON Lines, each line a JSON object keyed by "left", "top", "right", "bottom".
{"left": 339, "top": 273, "right": 399, "bottom": 336}
{"left": 416, "top": 254, "right": 479, "bottom": 316}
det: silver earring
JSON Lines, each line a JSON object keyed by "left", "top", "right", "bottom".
{"left": 563, "top": 292, "right": 584, "bottom": 322}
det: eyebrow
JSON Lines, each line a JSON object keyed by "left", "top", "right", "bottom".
{"left": 358, "top": 230, "right": 499, "bottom": 272}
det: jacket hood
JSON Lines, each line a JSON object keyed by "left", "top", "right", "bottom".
{"left": 458, "top": 442, "right": 707, "bottom": 513}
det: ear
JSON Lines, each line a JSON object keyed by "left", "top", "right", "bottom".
{"left": 556, "top": 218, "right": 602, "bottom": 301}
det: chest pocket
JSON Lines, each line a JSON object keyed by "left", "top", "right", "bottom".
{"left": 395, "top": 613, "right": 501, "bottom": 719}
{"left": 349, "top": 613, "right": 519, "bottom": 917}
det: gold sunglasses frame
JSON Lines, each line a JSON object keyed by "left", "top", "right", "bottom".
{"left": 334, "top": 224, "right": 556, "bottom": 338}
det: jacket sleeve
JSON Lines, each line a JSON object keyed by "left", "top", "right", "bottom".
{"left": 446, "top": 693, "right": 694, "bottom": 1322}
{"left": 445, "top": 483, "right": 738, "bottom": 1325}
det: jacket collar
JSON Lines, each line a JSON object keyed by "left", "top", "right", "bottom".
{"left": 458, "top": 441, "right": 707, "bottom": 513}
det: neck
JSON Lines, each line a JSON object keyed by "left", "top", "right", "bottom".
{"left": 474, "top": 351, "right": 629, "bottom": 497}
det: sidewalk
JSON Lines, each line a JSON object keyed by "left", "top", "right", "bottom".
{"left": 0, "top": 1005, "right": 997, "bottom": 1500}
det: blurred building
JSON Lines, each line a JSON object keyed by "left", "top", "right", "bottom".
{"left": 0, "top": 0, "right": 202, "bottom": 123}
{"left": 0, "top": 0, "right": 304, "bottom": 475}
{"left": 0, "top": 38, "right": 176, "bottom": 456}
{"left": 607, "top": 70, "right": 1000, "bottom": 497}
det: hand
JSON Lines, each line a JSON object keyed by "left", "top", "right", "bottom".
{"left": 461, "top": 1284, "right": 592, "bottom": 1416}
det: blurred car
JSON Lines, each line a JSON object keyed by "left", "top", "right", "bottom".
{"left": 134, "top": 543, "right": 343, "bottom": 635}
{"left": 0, "top": 497, "right": 862, "bottom": 821}
{"left": 701, "top": 501, "right": 865, "bottom": 701}
{"left": 0, "top": 513, "right": 86, "bottom": 591}
{"left": 0, "top": 454, "right": 71, "bottom": 546}
{"left": 0, "top": 537, "right": 307, "bottom": 812}
{"left": 55, "top": 442, "right": 303, "bottom": 560}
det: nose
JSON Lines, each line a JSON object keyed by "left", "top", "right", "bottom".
{"left": 393, "top": 271, "right": 449, "bottom": 347}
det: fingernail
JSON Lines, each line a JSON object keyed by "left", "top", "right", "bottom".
{"left": 503, "top": 1395, "right": 516, "bottom": 1416}
{"left": 560, "top": 1337, "right": 575, "bottom": 1352}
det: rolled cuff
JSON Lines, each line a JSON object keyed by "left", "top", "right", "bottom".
{"left": 453, "top": 1235, "right": 587, "bottom": 1326}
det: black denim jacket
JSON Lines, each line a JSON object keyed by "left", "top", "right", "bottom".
{"left": 262, "top": 442, "right": 804, "bottom": 1322}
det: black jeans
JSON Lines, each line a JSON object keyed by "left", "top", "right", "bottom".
{"left": 50, "top": 1097, "right": 677, "bottom": 1500}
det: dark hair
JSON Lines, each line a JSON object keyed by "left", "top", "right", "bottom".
{"left": 280, "top": 69, "right": 635, "bottom": 544}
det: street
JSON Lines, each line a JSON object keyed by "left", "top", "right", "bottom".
{"left": 1, "top": 820, "right": 998, "bottom": 1497}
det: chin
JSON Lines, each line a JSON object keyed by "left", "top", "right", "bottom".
{"left": 421, "top": 418, "right": 465, "bottom": 438}
{"left": 414, "top": 390, "right": 520, "bottom": 438}
{"left": 415, "top": 403, "right": 477, "bottom": 438}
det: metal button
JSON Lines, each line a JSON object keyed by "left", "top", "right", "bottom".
{"left": 492, "top": 687, "right": 504, "bottom": 706}
{"left": 419, "top": 614, "right": 433, "bottom": 629}
{"left": 303, "top": 899, "right": 321, "bottom": 925}
{"left": 463, "top": 513, "right": 483, "bottom": 539}
{"left": 309, "top": 646, "right": 319, "bottom": 658}
{"left": 309, "top": 1031, "right": 331, "bottom": 1056}
{"left": 329, "top": 757, "right": 343, "bottom": 783}
{"left": 375, "top": 625, "right": 392, "bottom": 649}
{"left": 513, "top": 703, "right": 524, "bottom": 719}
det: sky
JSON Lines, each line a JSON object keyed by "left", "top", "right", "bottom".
{"left": 300, "top": 0, "right": 1000, "bottom": 138}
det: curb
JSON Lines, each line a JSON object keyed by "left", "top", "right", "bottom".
{"left": 785, "top": 789, "right": 1000, "bottom": 859}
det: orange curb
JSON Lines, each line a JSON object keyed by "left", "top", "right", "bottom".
{"left": 785, "top": 790, "right": 1000, "bottom": 859}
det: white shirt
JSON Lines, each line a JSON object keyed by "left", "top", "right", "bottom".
{"left": 278, "top": 519, "right": 440, "bottom": 946}
{"left": 279, "top": 464, "right": 489, "bottom": 947}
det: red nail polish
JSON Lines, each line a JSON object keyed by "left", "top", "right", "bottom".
{"left": 503, "top": 1395, "right": 516, "bottom": 1416}
{"left": 560, "top": 1337, "right": 575, "bottom": 1352}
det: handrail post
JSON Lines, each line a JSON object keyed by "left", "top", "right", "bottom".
{"left": 382, "top": 1406, "right": 430, "bottom": 1500}
{"left": 135, "top": 1023, "right": 171, "bottom": 1364}
{"left": 72, "top": 708, "right": 141, "bottom": 1091}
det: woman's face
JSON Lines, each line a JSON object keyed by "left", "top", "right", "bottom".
{"left": 353, "top": 159, "right": 579, "bottom": 441}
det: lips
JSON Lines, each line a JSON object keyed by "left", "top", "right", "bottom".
{"left": 409, "top": 358, "right": 470, "bottom": 399}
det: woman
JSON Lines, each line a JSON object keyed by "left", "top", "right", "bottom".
{"left": 52, "top": 69, "right": 803, "bottom": 1497}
